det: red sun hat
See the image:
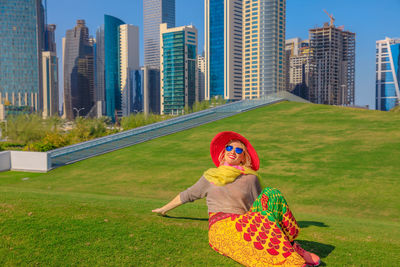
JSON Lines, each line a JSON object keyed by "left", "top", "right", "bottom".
{"left": 210, "top": 131, "right": 260, "bottom": 171}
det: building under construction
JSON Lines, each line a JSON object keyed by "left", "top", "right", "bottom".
{"left": 309, "top": 17, "right": 355, "bottom": 105}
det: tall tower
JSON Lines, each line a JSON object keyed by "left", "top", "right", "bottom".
{"left": 376, "top": 37, "right": 400, "bottom": 111}
{"left": 119, "top": 24, "right": 140, "bottom": 117}
{"left": 104, "top": 15, "right": 125, "bottom": 120}
{"left": 45, "top": 24, "right": 57, "bottom": 53}
{"left": 309, "top": 23, "right": 355, "bottom": 105}
{"left": 242, "top": 0, "right": 286, "bottom": 100}
{"left": 0, "top": 0, "right": 45, "bottom": 112}
{"left": 143, "top": 0, "right": 175, "bottom": 69}
{"left": 285, "top": 38, "right": 315, "bottom": 100}
{"left": 42, "top": 51, "right": 59, "bottom": 118}
{"left": 197, "top": 55, "right": 206, "bottom": 102}
{"left": 160, "top": 24, "right": 197, "bottom": 115}
{"left": 95, "top": 25, "right": 106, "bottom": 116}
{"left": 63, "top": 20, "right": 94, "bottom": 120}
{"left": 205, "top": 0, "right": 242, "bottom": 100}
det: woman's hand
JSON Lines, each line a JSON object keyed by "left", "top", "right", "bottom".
{"left": 152, "top": 207, "right": 167, "bottom": 216}
{"left": 151, "top": 194, "right": 182, "bottom": 216}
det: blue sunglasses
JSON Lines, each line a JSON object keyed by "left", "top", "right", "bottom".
{"left": 225, "top": 145, "right": 244, "bottom": 154}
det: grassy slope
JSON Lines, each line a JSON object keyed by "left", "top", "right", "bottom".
{"left": 1, "top": 101, "right": 399, "bottom": 266}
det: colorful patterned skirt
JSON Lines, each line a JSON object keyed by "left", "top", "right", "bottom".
{"left": 208, "top": 188, "right": 306, "bottom": 266}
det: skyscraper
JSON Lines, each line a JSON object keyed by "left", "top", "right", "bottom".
{"left": 104, "top": 15, "right": 125, "bottom": 120}
{"left": 95, "top": 25, "right": 105, "bottom": 116}
{"left": 143, "top": 0, "right": 175, "bottom": 69}
{"left": 0, "top": 0, "right": 45, "bottom": 111}
{"left": 197, "top": 55, "right": 206, "bottom": 101}
{"left": 42, "top": 51, "right": 59, "bottom": 118}
{"left": 285, "top": 38, "right": 314, "bottom": 100}
{"left": 119, "top": 24, "right": 140, "bottom": 116}
{"left": 63, "top": 20, "right": 94, "bottom": 120}
{"left": 142, "top": 66, "right": 161, "bottom": 114}
{"left": 160, "top": 24, "right": 197, "bottom": 115}
{"left": 309, "top": 23, "right": 355, "bottom": 105}
{"left": 205, "top": 0, "right": 242, "bottom": 100}
{"left": 242, "top": 0, "right": 286, "bottom": 100}
{"left": 376, "top": 37, "right": 400, "bottom": 111}
{"left": 44, "top": 24, "right": 57, "bottom": 53}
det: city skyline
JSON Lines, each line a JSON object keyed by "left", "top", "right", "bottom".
{"left": 46, "top": 0, "right": 400, "bottom": 109}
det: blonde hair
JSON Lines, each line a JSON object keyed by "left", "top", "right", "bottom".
{"left": 218, "top": 140, "right": 252, "bottom": 168}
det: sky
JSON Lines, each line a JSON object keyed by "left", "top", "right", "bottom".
{"left": 47, "top": 0, "right": 400, "bottom": 109}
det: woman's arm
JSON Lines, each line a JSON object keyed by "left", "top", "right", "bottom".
{"left": 152, "top": 194, "right": 182, "bottom": 216}
{"left": 152, "top": 176, "right": 209, "bottom": 215}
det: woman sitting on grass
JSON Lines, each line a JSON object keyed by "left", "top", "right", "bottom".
{"left": 152, "top": 131, "right": 320, "bottom": 267}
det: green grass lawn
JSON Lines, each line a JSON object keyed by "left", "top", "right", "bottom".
{"left": 1, "top": 101, "right": 399, "bottom": 266}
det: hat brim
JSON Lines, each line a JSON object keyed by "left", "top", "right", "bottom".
{"left": 210, "top": 131, "right": 260, "bottom": 171}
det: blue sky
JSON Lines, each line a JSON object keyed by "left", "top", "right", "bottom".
{"left": 47, "top": 0, "right": 400, "bottom": 109}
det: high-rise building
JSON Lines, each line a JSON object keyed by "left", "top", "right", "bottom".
{"left": 104, "top": 15, "right": 125, "bottom": 120}
{"left": 205, "top": 0, "right": 242, "bottom": 100}
{"left": 376, "top": 37, "right": 400, "bottom": 111}
{"left": 45, "top": 24, "right": 57, "bottom": 53}
{"left": 143, "top": 0, "right": 175, "bottom": 69}
{"left": 95, "top": 25, "right": 105, "bottom": 116}
{"left": 197, "top": 55, "right": 206, "bottom": 102}
{"left": 42, "top": 51, "right": 59, "bottom": 118}
{"left": 142, "top": 66, "right": 161, "bottom": 114}
{"left": 160, "top": 24, "right": 197, "bottom": 115}
{"left": 285, "top": 38, "right": 314, "bottom": 100}
{"left": 101, "top": 16, "right": 140, "bottom": 119}
{"left": 63, "top": 20, "right": 94, "bottom": 120}
{"left": 309, "top": 23, "right": 355, "bottom": 105}
{"left": 119, "top": 24, "right": 140, "bottom": 117}
{"left": 0, "top": 0, "right": 45, "bottom": 112}
{"left": 242, "top": 0, "right": 286, "bottom": 100}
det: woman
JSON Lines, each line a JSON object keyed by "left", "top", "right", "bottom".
{"left": 152, "top": 131, "right": 320, "bottom": 267}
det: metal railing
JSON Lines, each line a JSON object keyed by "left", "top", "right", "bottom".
{"left": 48, "top": 93, "right": 286, "bottom": 168}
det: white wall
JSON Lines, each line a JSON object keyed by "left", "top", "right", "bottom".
{"left": 10, "top": 151, "right": 50, "bottom": 172}
{"left": 0, "top": 151, "right": 11, "bottom": 172}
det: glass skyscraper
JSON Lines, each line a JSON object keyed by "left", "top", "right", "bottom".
{"left": 0, "top": 0, "right": 45, "bottom": 111}
{"left": 160, "top": 24, "right": 197, "bottom": 115}
{"left": 376, "top": 38, "right": 400, "bottom": 111}
{"left": 242, "top": 0, "right": 286, "bottom": 99}
{"left": 205, "top": 0, "right": 243, "bottom": 100}
{"left": 143, "top": 0, "right": 175, "bottom": 69}
{"left": 95, "top": 25, "right": 105, "bottom": 116}
{"left": 63, "top": 20, "right": 94, "bottom": 120}
{"left": 104, "top": 15, "right": 125, "bottom": 119}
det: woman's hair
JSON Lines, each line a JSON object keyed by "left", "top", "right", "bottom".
{"left": 218, "top": 139, "right": 252, "bottom": 168}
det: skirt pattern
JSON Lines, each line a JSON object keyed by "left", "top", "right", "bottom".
{"left": 208, "top": 188, "right": 305, "bottom": 267}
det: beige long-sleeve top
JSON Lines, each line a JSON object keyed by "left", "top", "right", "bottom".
{"left": 179, "top": 174, "right": 262, "bottom": 214}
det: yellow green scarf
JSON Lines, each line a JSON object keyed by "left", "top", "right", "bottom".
{"left": 203, "top": 165, "right": 259, "bottom": 186}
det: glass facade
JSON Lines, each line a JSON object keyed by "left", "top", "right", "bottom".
{"left": 209, "top": 0, "right": 224, "bottom": 97}
{"left": 143, "top": 0, "right": 175, "bottom": 68}
{"left": 161, "top": 26, "right": 197, "bottom": 115}
{"left": 63, "top": 20, "right": 93, "bottom": 119}
{"left": 376, "top": 39, "right": 400, "bottom": 111}
{"left": 0, "top": 0, "right": 45, "bottom": 110}
{"left": 162, "top": 31, "right": 185, "bottom": 114}
{"left": 131, "top": 70, "right": 144, "bottom": 113}
{"left": 95, "top": 25, "right": 105, "bottom": 115}
{"left": 104, "top": 15, "right": 125, "bottom": 119}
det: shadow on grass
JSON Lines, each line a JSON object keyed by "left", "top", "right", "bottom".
{"left": 298, "top": 221, "right": 329, "bottom": 228}
{"left": 296, "top": 240, "right": 335, "bottom": 266}
{"left": 163, "top": 215, "right": 208, "bottom": 221}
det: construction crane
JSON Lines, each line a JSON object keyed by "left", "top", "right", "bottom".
{"left": 323, "top": 9, "right": 335, "bottom": 26}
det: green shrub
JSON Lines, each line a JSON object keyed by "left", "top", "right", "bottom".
{"left": 120, "top": 113, "right": 172, "bottom": 130}
{"left": 0, "top": 142, "right": 25, "bottom": 151}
